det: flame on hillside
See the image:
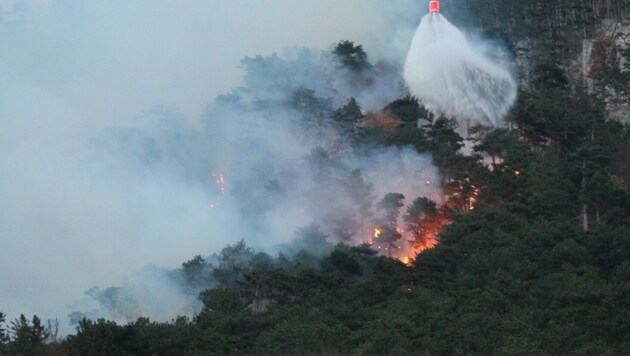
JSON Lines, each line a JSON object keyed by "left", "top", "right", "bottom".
{"left": 370, "top": 213, "right": 450, "bottom": 265}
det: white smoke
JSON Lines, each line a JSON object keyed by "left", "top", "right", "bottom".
{"left": 404, "top": 13, "right": 517, "bottom": 126}
{"left": 0, "top": 0, "right": 434, "bottom": 334}
{"left": 64, "top": 71, "right": 441, "bottom": 328}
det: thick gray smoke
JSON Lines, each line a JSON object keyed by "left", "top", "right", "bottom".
{"left": 63, "top": 50, "right": 441, "bottom": 328}
{"left": 1, "top": 0, "right": 440, "bottom": 334}
{"left": 404, "top": 13, "right": 517, "bottom": 126}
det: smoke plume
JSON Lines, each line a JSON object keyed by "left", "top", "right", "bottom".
{"left": 1, "top": 0, "right": 517, "bottom": 334}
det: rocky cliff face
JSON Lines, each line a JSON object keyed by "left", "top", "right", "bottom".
{"left": 512, "top": 16, "right": 629, "bottom": 123}
{"left": 576, "top": 18, "right": 630, "bottom": 123}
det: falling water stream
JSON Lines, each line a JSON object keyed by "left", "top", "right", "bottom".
{"left": 404, "top": 12, "right": 517, "bottom": 126}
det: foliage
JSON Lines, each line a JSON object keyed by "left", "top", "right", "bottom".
{"left": 333, "top": 40, "right": 371, "bottom": 72}
{"left": 403, "top": 196, "right": 445, "bottom": 250}
{"left": 48, "top": 205, "right": 629, "bottom": 354}
{"left": 331, "top": 97, "right": 363, "bottom": 139}
{"left": 0, "top": 312, "right": 7, "bottom": 349}
{"left": 383, "top": 95, "right": 434, "bottom": 123}
{"left": 374, "top": 193, "right": 406, "bottom": 254}
{"left": 3, "top": 314, "right": 57, "bottom": 355}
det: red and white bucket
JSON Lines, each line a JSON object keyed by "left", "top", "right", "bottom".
{"left": 429, "top": 0, "right": 440, "bottom": 13}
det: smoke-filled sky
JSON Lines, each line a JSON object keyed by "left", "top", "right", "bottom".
{"left": 1, "top": 0, "right": 433, "bottom": 330}
{"left": 1, "top": 0, "right": 420, "bottom": 123}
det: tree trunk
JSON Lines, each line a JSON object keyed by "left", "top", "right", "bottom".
{"left": 582, "top": 203, "right": 589, "bottom": 231}
{"left": 596, "top": 206, "right": 601, "bottom": 224}
{"left": 581, "top": 158, "right": 589, "bottom": 231}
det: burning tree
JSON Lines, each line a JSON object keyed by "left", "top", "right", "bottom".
{"left": 374, "top": 193, "right": 405, "bottom": 256}
{"left": 403, "top": 197, "right": 446, "bottom": 251}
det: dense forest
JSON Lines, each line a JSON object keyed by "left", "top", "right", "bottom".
{"left": 439, "top": 0, "right": 629, "bottom": 45}
{"left": 2, "top": 0, "right": 630, "bottom": 355}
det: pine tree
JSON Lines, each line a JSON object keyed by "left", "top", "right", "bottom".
{"left": 374, "top": 193, "right": 405, "bottom": 255}
{"left": 333, "top": 41, "right": 371, "bottom": 72}
{"left": 331, "top": 97, "right": 363, "bottom": 139}
{"left": 0, "top": 312, "right": 7, "bottom": 346}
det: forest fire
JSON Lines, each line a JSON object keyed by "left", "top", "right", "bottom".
{"left": 365, "top": 188, "right": 458, "bottom": 263}
{"left": 369, "top": 213, "right": 450, "bottom": 263}
{"left": 414, "top": 216, "right": 449, "bottom": 251}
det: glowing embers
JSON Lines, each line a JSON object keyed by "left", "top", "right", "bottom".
{"left": 371, "top": 216, "right": 447, "bottom": 263}
{"left": 209, "top": 172, "right": 227, "bottom": 208}
{"left": 212, "top": 172, "right": 226, "bottom": 195}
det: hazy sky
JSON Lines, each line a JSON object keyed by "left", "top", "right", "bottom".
{"left": 1, "top": 0, "right": 419, "bottom": 125}
{"left": 0, "top": 0, "right": 424, "bottom": 329}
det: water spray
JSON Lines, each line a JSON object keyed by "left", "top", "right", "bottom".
{"left": 404, "top": 0, "right": 517, "bottom": 127}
